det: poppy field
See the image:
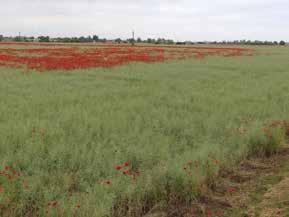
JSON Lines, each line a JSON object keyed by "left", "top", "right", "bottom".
{"left": 0, "top": 43, "right": 289, "bottom": 217}
{"left": 0, "top": 42, "right": 253, "bottom": 71}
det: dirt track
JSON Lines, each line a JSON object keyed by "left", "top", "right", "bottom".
{"left": 222, "top": 141, "right": 289, "bottom": 217}
{"left": 183, "top": 140, "right": 289, "bottom": 217}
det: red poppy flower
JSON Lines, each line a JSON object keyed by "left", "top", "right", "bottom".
{"left": 213, "top": 159, "right": 220, "bottom": 165}
{"left": 228, "top": 187, "right": 237, "bottom": 193}
{"left": 207, "top": 210, "right": 213, "bottom": 216}
{"left": 123, "top": 170, "right": 130, "bottom": 175}
{"left": 115, "top": 166, "right": 122, "bottom": 171}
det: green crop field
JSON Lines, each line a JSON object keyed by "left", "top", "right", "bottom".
{"left": 0, "top": 45, "right": 289, "bottom": 217}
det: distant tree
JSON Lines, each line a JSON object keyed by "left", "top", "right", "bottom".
{"left": 100, "top": 38, "right": 107, "bottom": 43}
{"left": 14, "top": 36, "right": 22, "bottom": 42}
{"left": 92, "top": 35, "right": 99, "bottom": 42}
{"left": 128, "top": 38, "right": 135, "bottom": 45}
{"left": 63, "top": 37, "right": 73, "bottom": 43}
{"left": 279, "top": 40, "right": 286, "bottom": 46}
{"left": 71, "top": 37, "right": 80, "bottom": 43}
{"left": 137, "top": 37, "right": 142, "bottom": 43}
{"left": 79, "top": 36, "right": 86, "bottom": 43}
{"left": 38, "top": 36, "right": 50, "bottom": 42}
{"left": 166, "top": 39, "right": 174, "bottom": 45}
{"left": 155, "top": 38, "right": 162, "bottom": 44}
{"left": 21, "top": 36, "right": 33, "bottom": 42}
{"left": 0, "top": 35, "right": 3, "bottom": 41}
{"left": 115, "top": 38, "right": 122, "bottom": 44}
{"left": 245, "top": 40, "right": 251, "bottom": 45}
{"left": 238, "top": 40, "right": 244, "bottom": 44}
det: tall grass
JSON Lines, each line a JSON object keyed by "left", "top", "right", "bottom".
{"left": 0, "top": 46, "right": 289, "bottom": 216}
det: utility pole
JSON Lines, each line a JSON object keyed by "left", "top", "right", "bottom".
{"left": 131, "top": 30, "right": 135, "bottom": 46}
{"left": 17, "top": 32, "right": 21, "bottom": 42}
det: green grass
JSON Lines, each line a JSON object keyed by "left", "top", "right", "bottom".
{"left": 0, "top": 46, "right": 289, "bottom": 216}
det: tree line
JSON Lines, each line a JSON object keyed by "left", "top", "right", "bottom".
{"left": 0, "top": 35, "right": 176, "bottom": 44}
{"left": 213, "top": 40, "right": 286, "bottom": 46}
{"left": 0, "top": 34, "right": 287, "bottom": 46}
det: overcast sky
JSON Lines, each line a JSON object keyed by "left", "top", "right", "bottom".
{"left": 1, "top": 0, "right": 288, "bottom": 41}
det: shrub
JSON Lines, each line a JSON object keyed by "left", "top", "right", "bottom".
{"left": 38, "top": 36, "right": 50, "bottom": 43}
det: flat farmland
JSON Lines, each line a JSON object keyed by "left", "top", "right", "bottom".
{"left": 0, "top": 43, "right": 289, "bottom": 217}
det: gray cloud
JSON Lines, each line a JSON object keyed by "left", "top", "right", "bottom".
{"left": 1, "top": 0, "right": 288, "bottom": 41}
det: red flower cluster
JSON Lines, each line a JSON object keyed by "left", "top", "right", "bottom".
{"left": 0, "top": 43, "right": 254, "bottom": 71}
{"left": 115, "top": 162, "right": 140, "bottom": 181}
{"left": 115, "top": 161, "right": 130, "bottom": 171}
{"left": 0, "top": 165, "right": 29, "bottom": 202}
{"left": 0, "top": 165, "right": 21, "bottom": 183}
